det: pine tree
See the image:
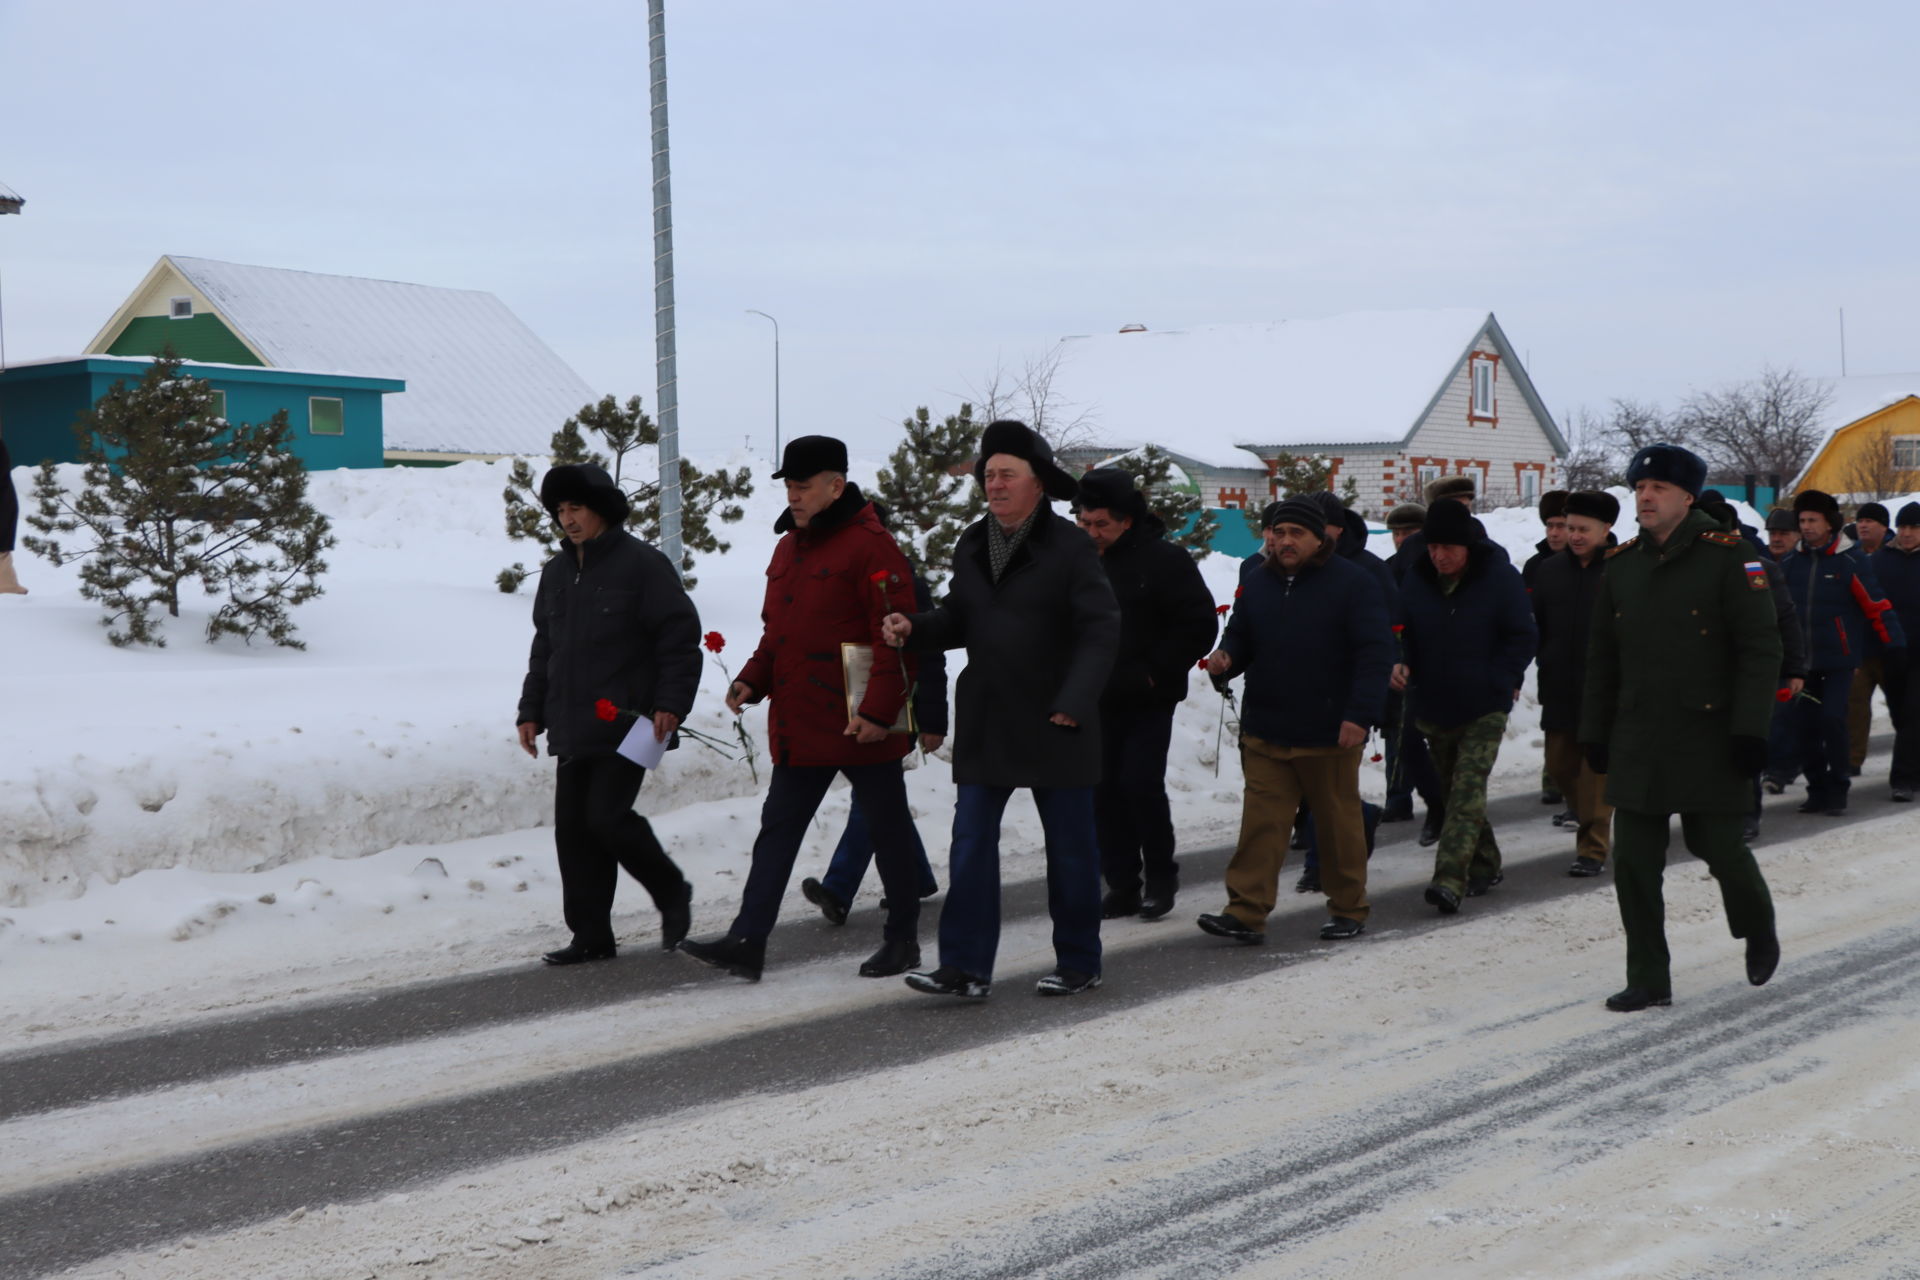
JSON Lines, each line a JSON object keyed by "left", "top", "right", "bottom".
{"left": 1241, "top": 451, "right": 1360, "bottom": 536}
{"left": 1104, "top": 444, "right": 1215, "bottom": 560}
{"left": 499, "top": 394, "right": 752, "bottom": 590}
{"left": 872, "top": 404, "right": 985, "bottom": 587}
{"left": 23, "top": 354, "right": 334, "bottom": 648}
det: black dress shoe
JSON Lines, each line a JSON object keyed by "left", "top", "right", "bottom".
{"left": 1319, "top": 916, "right": 1364, "bottom": 940}
{"left": 1742, "top": 818, "right": 1761, "bottom": 842}
{"left": 1036, "top": 968, "right": 1102, "bottom": 996}
{"left": 1893, "top": 786, "right": 1916, "bottom": 803}
{"left": 1137, "top": 888, "right": 1177, "bottom": 920}
{"left": 1100, "top": 889, "right": 1142, "bottom": 919}
{"left": 1568, "top": 856, "right": 1605, "bottom": 878}
{"left": 1746, "top": 932, "right": 1780, "bottom": 986}
{"left": 542, "top": 942, "right": 617, "bottom": 966}
{"left": 1196, "top": 912, "right": 1265, "bottom": 945}
{"left": 904, "top": 965, "right": 990, "bottom": 998}
{"left": 1605, "top": 986, "right": 1672, "bottom": 1012}
{"left": 678, "top": 934, "right": 765, "bottom": 981}
{"left": 1465, "top": 871, "right": 1504, "bottom": 897}
{"left": 1424, "top": 885, "right": 1460, "bottom": 915}
{"left": 660, "top": 881, "right": 693, "bottom": 951}
{"left": 801, "top": 877, "right": 849, "bottom": 926}
{"left": 858, "top": 937, "right": 920, "bottom": 977}
{"left": 1551, "top": 809, "right": 1577, "bottom": 828}
{"left": 1294, "top": 869, "right": 1321, "bottom": 894}
{"left": 1418, "top": 811, "right": 1445, "bottom": 847}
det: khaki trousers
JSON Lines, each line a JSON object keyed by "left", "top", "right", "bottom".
{"left": 1544, "top": 728, "right": 1613, "bottom": 863}
{"left": 1224, "top": 734, "right": 1368, "bottom": 925}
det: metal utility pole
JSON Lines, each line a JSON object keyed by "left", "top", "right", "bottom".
{"left": 648, "top": 0, "right": 683, "bottom": 570}
{"left": 746, "top": 309, "right": 780, "bottom": 462}
{"left": 1839, "top": 307, "right": 1848, "bottom": 377}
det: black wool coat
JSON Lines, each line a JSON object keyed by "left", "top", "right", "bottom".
{"left": 517, "top": 528, "right": 704, "bottom": 757}
{"left": 909, "top": 508, "right": 1120, "bottom": 788}
{"left": 1096, "top": 514, "right": 1218, "bottom": 713}
{"left": 1529, "top": 542, "right": 1612, "bottom": 732}
{"left": 1400, "top": 541, "right": 1537, "bottom": 731}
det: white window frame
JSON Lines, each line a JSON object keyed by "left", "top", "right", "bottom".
{"left": 1519, "top": 468, "right": 1540, "bottom": 505}
{"left": 1470, "top": 359, "right": 1495, "bottom": 418}
{"left": 207, "top": 390, "right": 227, "bottom": 422}
{"left": 309, "top": 396, "right": 345, "bottom": 436}
{"left": 169, "top": 296, "right": 194, "bottom": 320}
{"left": 1416, "top": 463, "right": 1443, "bottom": 490}
{"left": 1894, "top": 436, "right": 1920, "bottom": 470}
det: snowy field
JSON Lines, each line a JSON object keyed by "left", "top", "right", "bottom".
{"left": 7, "top": 459, "right": 1918, "bottom": 1279}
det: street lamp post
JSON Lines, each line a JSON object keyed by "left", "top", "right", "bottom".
{"left": 746, "top": 309, "right": 780, "bottom": 462}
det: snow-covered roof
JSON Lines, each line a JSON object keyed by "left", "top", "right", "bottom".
{"left": 1048, "top": 309, "right": 1502, "bottom": 470}
{"left": 1790, "top": 374, "right": 1920, "bottom": 490}
{"left": 0, "top": 181, "right": 22, "bottom": 213}
{"left": 160, "top": 256, "right": 599, "bottom": 456}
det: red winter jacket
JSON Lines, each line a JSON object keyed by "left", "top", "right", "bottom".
{"left": 737, "top": 485, "right": 920, "bottom": 767}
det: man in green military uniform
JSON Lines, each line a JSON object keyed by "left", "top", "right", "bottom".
{"left": 1581, "top": 444, "right": 1783, "bottom": 1012}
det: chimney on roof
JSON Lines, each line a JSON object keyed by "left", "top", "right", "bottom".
{"left": 1118, "top": 323, "right": 1147, "bottom": 334}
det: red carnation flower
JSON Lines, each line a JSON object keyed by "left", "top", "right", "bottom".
{"left": 704, "top": 631, "right": 726, "bottom": 654}
{"left": 1371, "top": 753, "right": 1383, "bottom": 763}
{"left": 870, "top": 570, "right": 890, "bottom": 584}
{"left": 1233, "top": 585, "right": 1243, "bottom": 599}
{"left": 1215, "top": 603, "right": 1231, "bottom": 616}
{"left": 1197, "top": 659, "right": 1210, "bottom": 671}
{"left": 594, "top": 698, "right": 620, "bottom": 722}
{"left": 1776, "top": 687, "right": 1793, "bottom": 703}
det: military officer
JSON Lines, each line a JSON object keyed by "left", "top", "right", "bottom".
{"left": 1581, "top": 444, "right": 1783, "bottom": 1012}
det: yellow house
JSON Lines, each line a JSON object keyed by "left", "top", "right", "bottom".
{"left": 1790, "top": 376, "right": 1920, "bottom": 501}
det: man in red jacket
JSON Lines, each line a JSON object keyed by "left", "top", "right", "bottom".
{"left": 678, "top": 436, "right": 928, "bottom": 981}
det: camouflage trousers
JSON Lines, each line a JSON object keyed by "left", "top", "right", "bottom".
{"left": 1417, "top": 711, "right": 1508, "bottom": 896}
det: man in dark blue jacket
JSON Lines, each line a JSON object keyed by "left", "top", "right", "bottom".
{"left": 1781, "top": 489, "right": 1904, "bottom": 815}
{"left": 1196, "top": 498, "right": 1392, "bottom": 942}
{"left": 1873, "top": 501, "right": 1920, "bottom": 800}
{"left": 1393, "top": 500, "right": 1537, "bottom": 913}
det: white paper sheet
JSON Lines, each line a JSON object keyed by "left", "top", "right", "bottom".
{"left": 616, "top": 717, "right": 669, "bottom": 769}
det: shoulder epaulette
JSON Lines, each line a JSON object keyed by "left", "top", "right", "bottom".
{"left": 1699, "top": 530, "right": 1743, "bottom": 548}
{"left": 1605, "top": 538, "right": 1637, "bottom": 558}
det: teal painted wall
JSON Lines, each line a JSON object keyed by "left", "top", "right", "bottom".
{"left": 0, "top": 360, "right": 400, "bottom": 470}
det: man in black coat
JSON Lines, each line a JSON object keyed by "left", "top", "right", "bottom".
{"left": 885, "top": 421, "right": 1121, "bottom": 999}
{"left": 1073, "top": 467, "right": 1218, "bottom": 921}
{"left": 1393, "top": 500, "right": 1537, "bottom": 914}
{"left": 1874, "top": 502, "right": 1920, "bottom": 801}
{"left": 1521, "top": 489, "right": 1570, "bottom": 586}
{"left": 516, "top": 464, "right": 701, "bottom": 965}
{"left": 1197, "top": 497, "right": 1392, "bottom": 942}
{"left": 1530, "top": 490, "right": 1618, "bottom": 876}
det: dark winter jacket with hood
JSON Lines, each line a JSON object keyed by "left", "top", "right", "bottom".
{"left": 1218, "top": 539, "right": 1393, "bottom": 746}
{"left": 517, "top": 465, "right": 703, "bottom": 758}
{"left": 736, "top": 483, "right": 922, "bottom": 768}
{"left": 1389, "top": 511, "right": 1511, "bottom": 584}
{"left": 1399, "top": 539, "right": 1537, "bottom": 730}
{"left": 1095, "top": 510, "right": 1218, "bottom": 713}
{"left": 1872, "top": 540, "right": 1920, "bottom": 650}
{"left": 1528, "top": 539, "right": 1614, "bottom": 732}
{"left": 1779, "top": 532, "right": 1904, "bottom": 672}
{"left": 907, "top": 507, "right": 1121, "bottom": 789}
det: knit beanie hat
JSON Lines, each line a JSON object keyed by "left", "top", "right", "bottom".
{"left": 1857, "top": 501, "right": 1892, "bottom": 526}
{"left": 1265, "top": 497, "right": 1327, "bottom": 539}
{"left": 1897, "top": 502, "right": 1920, "bottom": 528}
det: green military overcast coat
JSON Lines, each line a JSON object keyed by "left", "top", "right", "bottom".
{"left": 1580, "top": 507, "right": 1783, "bottom": 814}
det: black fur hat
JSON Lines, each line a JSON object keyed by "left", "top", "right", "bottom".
{"left": 1074, "top": 467, "right": 1148, "bottom": 522}
{"left": 539, "top": 463, "right": 631, "bottom": 526}
{"left": 1793, "top": 489, "right": 1842, "bottom": 528}
{"left": 1624, "top": 444, "right": 1707, "bottom": 497}
{"left": 1422, "top": 498, "right": 1478, "bottom": 546}
{"left": 973, "top": 420, "right": 1079, "bottom": 501}
{"left": 1565, "top": 490, "right": 1620, "bottom": 525}
{"left": 1538, "top": 489, "right": 1571, "bottom": 521}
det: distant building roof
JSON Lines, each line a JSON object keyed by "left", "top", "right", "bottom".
{"left": 0, "top": 182, "right": 22, "bottom": 214}
{"left": 1789, "top": 373, "right": 1920, "bottom": 490}
{"left": 1048, "top": 309, "right": 1557, "bottom": 470}
{"left": 91, "top": 256, "right": 598, "bottom": 456}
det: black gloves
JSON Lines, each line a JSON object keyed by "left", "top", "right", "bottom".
{"left": 1583, "top": 742, "right": 1609, "bottom": 776}
{"left": 1731, "top": 735, "right": 1769, "bottom": 777}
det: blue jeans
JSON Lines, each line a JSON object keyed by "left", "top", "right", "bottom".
{"left": 821, "top": 795, "right": 940, "bottom": 905}
{"left": 939, "top": 784, "right": 1102, "bottom": 981}
{"left": 729, "top": 762, "right": 923, "bottom": 943}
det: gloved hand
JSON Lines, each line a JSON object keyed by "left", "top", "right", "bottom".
{"left": 1731, "top": 735, "right": 1769, "bottom": 777}
{"left": 1583, "top": 742, "right": 1609, "bottom": 775}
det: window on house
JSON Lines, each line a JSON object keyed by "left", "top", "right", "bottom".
{"left": 1417, "top": 464, "right": 1442, "bottom": 492}
{"left": 207, "top": 390, "right": 227, "bottom": 422}
{"left": 1471, "top": 360, "right": 1495, "bottom": 418}
{"left": 1520, "top": 468, "right": 1540, "bottom": 505}
{"left": 309, "top": 397, "right": 344, "bottom": 436}
{"left": 1894, "top": 437, "right": 1920, "bottom": 470}
{"left": 169, "top": 297, "right": 193, "bottom": 319}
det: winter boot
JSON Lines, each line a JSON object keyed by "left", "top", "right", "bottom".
{"left": 678, "top": 934, "right": 765, "bottom": 981}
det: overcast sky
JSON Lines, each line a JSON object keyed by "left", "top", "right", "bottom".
{"left": 3, "top": 0, "right": 1917, "bottom": 462}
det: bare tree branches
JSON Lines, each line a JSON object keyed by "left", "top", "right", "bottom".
{"left": 967, "top": 343, "right": 1100, "bottom": 452}
{"left": 1674, "top": 366, "right": 1832, "bottom": 482}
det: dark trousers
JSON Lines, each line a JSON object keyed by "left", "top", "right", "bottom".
{"left": 1765, "top": 695, "right": 1801, "bottom": 787}
{"left": 1891, "top": 649, "right": 1920, "bottom": 787}
{"left": 1095, "top": 704, "right": 1178, "bottom": 898}
{"left": 1797, "top": 668, "right": 1855, "bottom": 805}
{"left": 940, "top": 784, "right": 1101, "bottom": 981}
{"left": 732, "top": 762, "right": 923, "bottom": 943}
{"left": 821, "top": 794, "right": 940, "bottom": 905}
{"left": 1612, "top": 808, "right": 1774, "bottom": 993}
{"left": 553, "top": 754, "right": 687, "bottom": 950}
{"left": 1384, "top": 689, "right": 1442, "bottom": 809}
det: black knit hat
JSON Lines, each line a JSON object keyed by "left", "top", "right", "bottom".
{"left": 539, "top": 463, "right": 631, "bottom": 526}
{"left": 1624, "top": 443, "right": 1708, "bottom": 497}
{"left": 1422, "top": 499, "right": 1478, "bottom": 546}
{"left": 1898, "top": 502, "right": 1920, "bottom": 528}
{"left": 1857, "top": 502, "right": 1892, "bottom": 526}
{"left": 1764, "top": 507, "right": 1799, "bottom": 533}
{"left": 1538, "top": 489, "right": 1570, "bottom": 521}
{"left": 973, "top": 420, "right": 1079, "bottom": 501}
{"left": 1074, "top": 467, "right": 1148, "bottom": 522}
{"left": 1265, "top": 497, "right": 1327, "bottom": 539}
{"left": 1565, "top": 490, "right": 1620, "bottom": 525}
{"left": 771, "top": 434, "right": 849, "bottom": 480}
{"left": 1793, "top": 489, "right": 1842, "bottom": 527}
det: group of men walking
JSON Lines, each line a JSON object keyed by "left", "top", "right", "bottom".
{"left": 512, "top": 427, "right": 1912, "bottom": 1013}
